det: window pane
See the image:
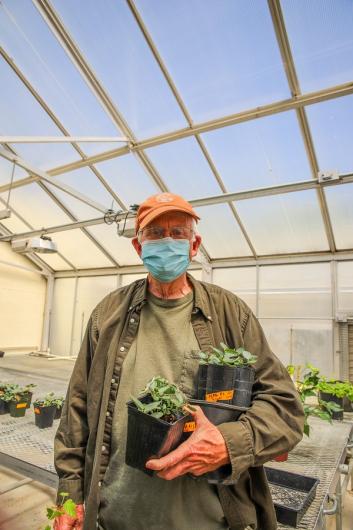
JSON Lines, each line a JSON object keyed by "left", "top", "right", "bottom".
{"left": 0, "top": 0, "right": 122, "bottom": 158}
{"left": 53, "top": 229, "right": 112, "bottom": 269}
{"left": 234, "top": 190, "right": 329, "bottom": 254}
{"left": 51, "top": 0, "right": 187, "bottom": 138}
{"left": 136, "top": 0, "right": 290, "bottom": 122}
{"left": 0, "top": 60, "right": 78, "bottom": 169}
{"left": 121, "top": 273, "right": 147, "bottom": 286}
{"left": 202, "top": 111, "right": 312, "bottom": 192}
{"left": 282, "top": 0, "right": 353, "bottom": 92}
{"left": 259, "top": 318, "right": 333, "bottom": 376}
{"left": 337, "top": 261, "right": 353, "bottom": 312}
{"left": 87, "top": 224, "right": 142, "bottom": 266}
{"left": 0, "top": 157, "right": 28, "bottom": 185}
{"left": 325, "top": 183, "right": 353, "bottom": 250}
{"left": 213, "top": 267, "right": 257, "bottom": 312}
{"left": 259, "top": 263, "right": 332, "bottom": 318}
{"left": 146, "top": 137, "right": 222, "bottom": 200}
{"left": 95, "top": 154, "right": 159, "bottom": 207}
{"left": 306, "top": 96, "right": 353, "bottom": 175}
{"left": 195, "top": 204, "right": 252, "bottom": 258}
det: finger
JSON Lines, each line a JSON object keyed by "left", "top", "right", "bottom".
{"left": 146, "top": 441, "right": 190, "bottom": 470}
{"left": 157, "top": 460, "right": 193, "bottom": 480}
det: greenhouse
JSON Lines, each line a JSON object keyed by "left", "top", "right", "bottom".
{"left": 0, "top": 1, "right": 352, "bottom": 529}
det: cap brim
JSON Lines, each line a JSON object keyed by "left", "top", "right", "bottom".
{"left": 139, "top": 205, "right": 200, "bottom": 231}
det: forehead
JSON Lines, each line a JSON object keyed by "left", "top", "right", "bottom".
{"left": 147, "top": 211, "right": 193, "bottom": 227}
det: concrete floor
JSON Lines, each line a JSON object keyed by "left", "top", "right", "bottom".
{"left": 0, "top": 353, "right": 353, "bottom": 530}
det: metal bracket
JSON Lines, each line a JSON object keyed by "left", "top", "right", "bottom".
{"left": 323, "top": 494, "right": 338, "bottom": 515}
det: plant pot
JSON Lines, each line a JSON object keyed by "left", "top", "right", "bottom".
{"left": 198, "top": 364, "right": 255, "bottom": 407}
{"left": 0, "top": 351, "right": 5, "bottom": 358}
{"left": 34, "top": 404, "right": 56, "bottom": 428}
{"left": 125, "top": 395, "right": 192, "bottom": 475}
{"left": 0, "top": 399, "right": 9, "bottom": 415}
{"left": 185, "top": 399, "right": 248, "bottom": 484}
{"left": 343, "top": 396, "right": 353, "bottom": 412}
{"left": 9, "top": 399, "right": 28, "bottom": 417}
{"left": 196, "top": 364, "right": 208, "bottom": 400}
{"left": 319, "top": 391, "right": 344, "bottom": 420}
{"left": 273, "top": 452, "right": 289, "bottom": 463}
{"left": 54, "top": 404, "right": 64, "bottom": 420}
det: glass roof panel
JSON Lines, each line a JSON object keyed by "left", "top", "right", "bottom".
{"left": 0, "top": 60, "right": 78, "bottom": 169}
{"left": 0, "top": 156, "right": 28, "bottom": 185}
{"left": 95, "top": 154, "right": 159, "bottom": 207}
{"left": 87, "top": 224, "right": 142, "bottom": 266}
{"left": 234, "top": 190, "right": 329, "bottom": 254}
{"left": 0, "top": 0, "right": 122, "bottom": 158}
{"left": 146, "top": 137, "right": 222, "bottom": 200}
{"left": 135, "top": 0, "right": 290, "bottom": 123}
{"left": 306, "top": 96, "right": 353, "bottom": 175}
{"left": 281, "top": 0, "right": 353, "bottom": 92}
{"left": 48, "top": 167, "right": 119, "bottom": 217}
{"left": 202, "top": 111, "right": 312, "bottom": 191}
{"left": 0, "top": 182, "right": 72, "bottom": 228}
{"left": 194, "top": 204, "right": 252, "bottom": 258}
{"left": 50, "top": 0, "right": 187, "bottom": 139}
{"left": 53, "top": 229, "right": 113, "bottom": 269}
{"left": 324, "top": 183, "right": 353, "bottom": 249}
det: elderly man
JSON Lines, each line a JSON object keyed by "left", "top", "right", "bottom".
{"left": 54, "top": 192, "right": 304, "bottom": 530}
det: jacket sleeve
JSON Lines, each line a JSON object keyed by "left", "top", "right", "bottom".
{"left": 218, "top": 309, "right": 304, "bottom": 484}
{"left": 54, "top": 315, "right": 97, "bottom": 504}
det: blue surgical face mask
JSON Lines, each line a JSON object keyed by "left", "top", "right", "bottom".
{"left": 141, "top": 237, "right": 191, "bottom": 283}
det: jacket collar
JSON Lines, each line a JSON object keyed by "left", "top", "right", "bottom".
{"left": 128, "top": 273, "right": 211, "bottom": 320}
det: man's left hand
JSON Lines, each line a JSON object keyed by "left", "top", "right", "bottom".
{"left": 145, "top": 405, "right": 230, "bottom": 480}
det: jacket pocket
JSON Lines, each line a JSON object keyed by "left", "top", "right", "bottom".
{"left": 178, "top": 349, "right": 201, "bottom": 398}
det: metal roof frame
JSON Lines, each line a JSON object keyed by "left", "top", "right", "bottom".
{"left": 0, "top": 0, "right": 352, "bottom": 268}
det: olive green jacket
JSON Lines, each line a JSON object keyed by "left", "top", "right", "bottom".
{"left": 54, "top": 274, "right": 304, "bottom": 530}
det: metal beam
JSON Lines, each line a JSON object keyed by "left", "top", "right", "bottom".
{"left": 2, "top": 173, "right": 352, "bottom": 242}
{"left": 44, "top": 80, "right": 353, "bottom": 177}
{"left": 0, "top": 46, "right": 128, "bottom": 211}
{"left": 0, "top": 136, "right": 129, "bottom": 143}
{"left": 52, "top": 250, "right": 353, "bottom": 278}
{"left": 267, "top": 0, "right": 336, "bottom": 253}
{"left": 0, "top": 146, "right": 108, "bottom": 213}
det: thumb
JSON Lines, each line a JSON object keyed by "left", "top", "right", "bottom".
{"left": 184, "top": 404, "right": 208, "bottom": 426}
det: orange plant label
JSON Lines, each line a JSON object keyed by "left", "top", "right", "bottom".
{"left": 205, "top": 390, "right": 234, "bottom": 402}
{"left": 183, "top": 421, "right": 196, "bottom": 432}
{"left": 34, "top": 408, "right": 41, "bottom": 414}
{"left": 16, "top": 402, "right": 27, "bottom": 409}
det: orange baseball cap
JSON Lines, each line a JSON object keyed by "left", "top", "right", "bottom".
{"left": 135, "top": 192, "right": 200, "bottom": 233}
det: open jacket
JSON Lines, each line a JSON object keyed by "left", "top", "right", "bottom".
{"left": 54, "top": 274, "right": 304, "bottom": 530}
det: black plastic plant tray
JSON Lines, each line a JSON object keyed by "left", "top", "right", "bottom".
{"left": 265, "top": 467, "right": 319, "bottom": 528}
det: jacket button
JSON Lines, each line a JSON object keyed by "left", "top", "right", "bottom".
{"left": 106, "top": 411, "right": 110, "bottom": 417}
{"left": 207, "top": 315, "right": 212, "bottom": 320}
{"left": 120, "top": 346, "right": 125, "bottom": 352}
{"left": 111, "top": 378, "right": 116, "bottom": 384}
{"left": 130, "top": 318, "right": 135, "bottom": 323}
{"left": 98, "top": 481, "right": 102, "bottom": 487}
{"left": 102, "top": 445, "right": 106, "bottom": 452}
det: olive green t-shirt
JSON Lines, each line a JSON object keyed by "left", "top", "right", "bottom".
{"left": 98, "top": 290, "right": 228, "bottom": 530}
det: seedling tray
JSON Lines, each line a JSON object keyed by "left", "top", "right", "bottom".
{"left": 265, "top": 467, "right": 319, "bottom": 527}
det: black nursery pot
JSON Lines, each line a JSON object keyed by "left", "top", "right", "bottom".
{"left": 319, "top": 391, "right": 344, "bottom": 420}
{"left": 125, "top": 395, "right": 191, "bottom": 476}
{"left": 34, "top": 404, "right": 56, "bottom": 428}
{"left": 0, "top": 351, "right": 5, "bottom": 358}
{"left": 9, "top": 399, "right": 28, "bottom": 417}
{"left": 184, "top": 399, "right": 248, "bottom": 484}
{"left": 0, "top": 399, "right": 9, "bottom": 415}
{"left": 198, "top": 364, "right": 255, "bottom": 407}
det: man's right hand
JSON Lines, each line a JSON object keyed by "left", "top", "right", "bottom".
{"left": 53, "top": 503, "right": 84, "bottom": 530}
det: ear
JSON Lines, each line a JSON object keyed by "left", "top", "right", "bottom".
{"left": 132, "top": 236, "right": 142, "bottom": 258}
{"left": 190, "top": 234, "right": 202, "bottom": 259}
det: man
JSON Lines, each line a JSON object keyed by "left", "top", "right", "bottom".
{"left": 54, "top": 192, "right": 304, "bottom": 530}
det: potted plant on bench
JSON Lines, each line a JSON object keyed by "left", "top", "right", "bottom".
{"left": 126, "top": 376, "right": 192, "bottom": 475}
{"left": 317, "top": 379, "right": 352, "bottom": 421}
{"left": 33, "top": 392, "right": 62, "bottom": 429}
{"left": 0, "top": 383, "right": 18, "bottom": 415}
{"left": 197, "top": 342, "right": 257, "bottom": 407}
{"left": 7, "top": 384, "right": 34, "bottom": 417}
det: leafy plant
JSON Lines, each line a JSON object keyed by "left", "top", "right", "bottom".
{"left": 318, "top": 379, "right": 353, "bottom": 400}
{"left": 198, "top": 343, "right": 257, "bottom": 367}
{"left": 130, "top": 376, "right": 188, "bottom": 421}
{"left": 44, "top": 491, "right": 77, "bottom": 530}
{"left": 34, "top": 392, "right": 64, "bottom": 408}
{"left": 0, "top": 383, "right": 20, "bottom": 402}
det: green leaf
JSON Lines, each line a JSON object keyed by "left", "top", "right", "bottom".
{"left": 62, "top": 499, "right": 77, "bottom": 518}
{"left": 44, "top": 526, "right": 52, "bottom": 530}
{"left": 304, "top": 423, "right": 310, "bottom": 436}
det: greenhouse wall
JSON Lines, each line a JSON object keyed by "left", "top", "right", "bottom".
{"left": 0, "top": 242, "right": 46, "bottom": 351}
{"left": 48, "top": 262, "right": 353, "bottom": 379}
